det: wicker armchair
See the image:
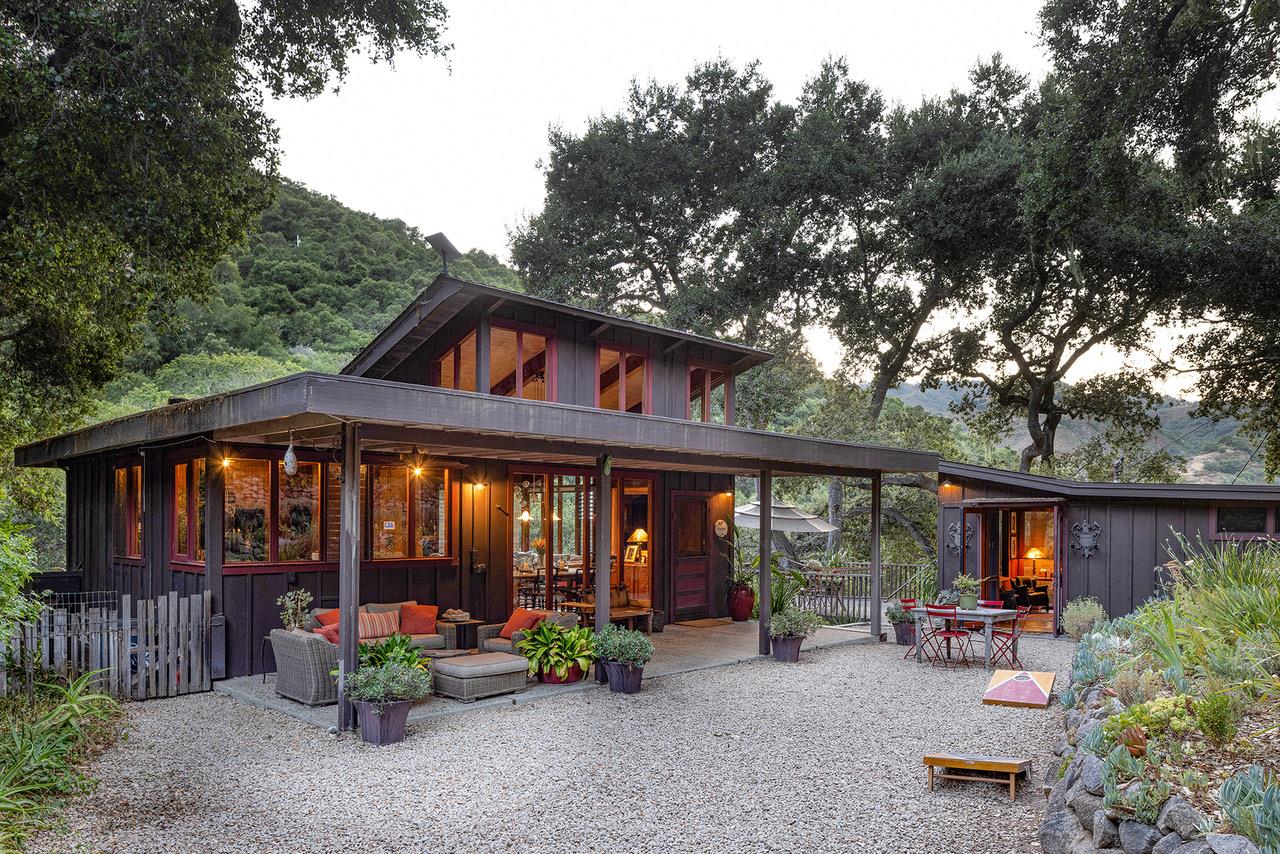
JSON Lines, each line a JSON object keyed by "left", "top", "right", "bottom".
{"left": 476, "top": 611, "right": 579, "bottom": 655}
{"left": 269, "top": 629, "right": 339, "bottom": 706}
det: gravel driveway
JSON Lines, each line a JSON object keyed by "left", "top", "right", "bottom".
{"left": 38, "top": 637, "right": 1071, "bottom": 854}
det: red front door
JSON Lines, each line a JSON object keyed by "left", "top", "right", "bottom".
{"left": 671, "top": 494, "right": 712, "bottom": 618}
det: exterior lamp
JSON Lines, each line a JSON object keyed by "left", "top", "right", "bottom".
{"left": 412, "top": 467, "right": 423, "bottom": 477}
{"left": 519, "top": 509, "right": 531, "bottom": 523}
{"left": 283, "top": 431, "right": 298, "bottom": 476}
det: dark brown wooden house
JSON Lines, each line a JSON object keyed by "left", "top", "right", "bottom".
{"left": 937, "top": 460, "right": 1280, "bottom": 632}
{"left": 17, "top": 274, "right": 935, "bottom": 725}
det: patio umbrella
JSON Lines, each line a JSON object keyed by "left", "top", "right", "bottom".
{"left": 733, "top": 502, "right": 839, "bottom": 534}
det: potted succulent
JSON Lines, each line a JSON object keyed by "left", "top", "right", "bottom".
{"left": 344, "top": 661, "right": 433, "bottom": 745}
{"left": 768, "top": 608, "right": 823, "bottom": 662}
{"left": 727, "top": 569, "right": 756, "bottom": 622}
{"left": 594, "top": 624, "right": 655, "bottom": 694}
{"left": 886, "top": 601, "right": 916, "bottom": 646}
{"left": 276, "top": 588, "right": 313, "bottom": 631}
{"left": 952, "top": 574, "right": 981, "bottom": 610}
{"left": 516, "top": 622, "right": 597, "bottom": 684}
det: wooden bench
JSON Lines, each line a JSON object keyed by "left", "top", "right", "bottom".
{"left": 923, "top": 753, "right": 1032, "bottom": 801}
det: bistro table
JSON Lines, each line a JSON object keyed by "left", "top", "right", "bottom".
{"left": 911, "top": 606, "right": 1017, "bottom": 669}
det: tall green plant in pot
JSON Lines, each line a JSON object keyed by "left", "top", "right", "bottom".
{"left": 594, "top": 624, "right": 655, "bottom": 694}
{"left": 516, "top": 622, "right": 597, "bottom": 684}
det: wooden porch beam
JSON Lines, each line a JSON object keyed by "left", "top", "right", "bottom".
{"left": 337, "top": 422, "right": 361, "bottom": 731}
{"left": 663, "top": 339, "right": 686, "bottom": 355}
{"left": 590, "top": 322, "right": 612, "bottom": 338}
{"left": 869, "top": 472, "right": 883, "bottom": 642}
{"left": 594, "top": 454, "right": 612, "bottom": 681}
{"left": 758, "top": 469, "right": 772, "bottom": 655}
{"left": 204, "top": 442, "right": 226, "bottom": 679}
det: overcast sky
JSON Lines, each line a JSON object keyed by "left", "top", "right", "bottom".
{"left": 265, "top": 1, "right": 1197, "bottom": 391}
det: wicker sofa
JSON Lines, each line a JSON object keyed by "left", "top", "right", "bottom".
{"left": 304, "top": 600, "right": 458, "bottom": 650}
{"left": 269, "top": 628, "right": 340, "bottom": 706}
{"left": 477, "top": 610, "right": 579, "bottom": 655}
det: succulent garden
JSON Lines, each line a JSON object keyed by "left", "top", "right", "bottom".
{"left": 1045, "top": 538, "right": 1280, "bottom": 854}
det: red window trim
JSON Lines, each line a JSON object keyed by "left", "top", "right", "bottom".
{"left": 113, "top": 463, "right": 143, "bottom": 559}
{"left": 1208, "top": 503, "right": 1276, "bottom": 541}
{"left": 686, "top": 360, "right": 731, "bottom": 424}
{"left": 595, "top": 343, "right": 653, "bottom": 414}
{"left": 430, "top": 319, "right": 558, "bottom": 402}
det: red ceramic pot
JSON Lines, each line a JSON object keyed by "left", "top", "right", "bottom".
{"left": 537, "top": 664, "right": 584, "bottom": 684}
{"left": 727, "top": 584, "right": 755, "bottom": 622}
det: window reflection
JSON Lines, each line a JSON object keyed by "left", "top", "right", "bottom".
{"left": 224, "top": 459, "right": 270, "bottom": 562}
{"left": 278, "top": 461, "right": 321, "bottom": 561}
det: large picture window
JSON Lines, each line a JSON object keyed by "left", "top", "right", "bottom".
{"left": 173, "top": 459, "right": 208, "bottom": 562}
{"left": 278, "top": 461, "right": 322, "bottom": 561}
{"left": 688, "top": 364, "right": 728, "bottom": 423}
{"left": 370, "top": 464, "right": 450, "bottom": 560}
{"left": 224, "top": 459, "right": 270, "bottom": 562}
{"left": 434, "top": 330, "right": 477, "bottom": 392}
{"left": 112, "top": 464, "right": 142, "bottom": 558}
{"left": 489, "top": 325, "right": 552, "bottom": 401}
{"left": 598, "top": 346, "right": 648, "bottom": 414}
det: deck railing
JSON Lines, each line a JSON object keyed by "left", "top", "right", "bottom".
{"left": 793, "top": 563, "right": 934, "bottom": 624}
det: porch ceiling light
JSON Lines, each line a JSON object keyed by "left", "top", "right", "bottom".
{"left": 283, "top": 431, "right": 298, "bottom": 476}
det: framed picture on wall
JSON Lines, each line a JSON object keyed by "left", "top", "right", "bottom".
{"left": 624, "top": 544, "right": 639, "bottom": 563}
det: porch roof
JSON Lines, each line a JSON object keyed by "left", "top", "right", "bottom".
{"left": 940, "top": 460, "right": 1280, "bottom": 502}
{"left": 16, "top": 372, "right": 938, "bottom": 477}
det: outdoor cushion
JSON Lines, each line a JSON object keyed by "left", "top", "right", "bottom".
{"left": 401, "top": 603, "right": 437, "bottom": 634}
{"left": 407, "top": 633, "right": 445, "bottom": 650}
{"left": 359, "top": 609, "right": 399, "bottom": 640}
{"left": 315, "top": 623, "right": 340, "bottom": 644}
{"left": 432, "top": 652, "right": 527, "bottom": 679}
{"left": 365, "top": 600, "right": 416, "bottom": 615}
{"left": 481, "top": 636, "right": 514, "bottom": 653}
{"left": 314, "top": 608, "right": 340, "bottom": 627}
{"left": 500, "top": 608, "right": 545, "bottom": 639}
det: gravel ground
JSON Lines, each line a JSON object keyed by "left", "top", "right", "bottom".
{"left": 37, "top": 637, "right": 1072, "bottom": 854}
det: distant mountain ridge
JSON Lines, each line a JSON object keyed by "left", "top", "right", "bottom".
{"left": 888, "top": 383, "right": 1267, "bottom": 484}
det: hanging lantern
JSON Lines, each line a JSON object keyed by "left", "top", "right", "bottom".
{"left": 283, "top": 431, "right": 298, "bottom": 476}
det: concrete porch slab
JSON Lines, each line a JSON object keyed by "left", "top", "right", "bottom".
{"left": 213, "top": 620, "right": 872, "bottom": 729}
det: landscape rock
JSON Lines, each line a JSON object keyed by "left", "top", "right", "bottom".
{"left": 1153, "top": 833, "right": 1185, "bottom": 854}
{"left": 1042, "top": 804, "right": 1092, "bottom": 854}
{"left": 1071, "top": 788, "right": 1105, "bottom": 825}
{"left": 1171, "top": 843, "right": 1211, "bottom": 854}
{"left": 1080, "top": 753, "right": 1107, "bottom": 796}
{"left": 1077, "top": 717, "right": 1102, "bottom": 746}
{"left": 1158, "top": 796, "right": 1205, "bottom": 839}
{"left": 1206, "top": 834, "right": 1261, "bottom": 854}
{"left": 1093, "top": 811, "right": 1120, "bottom": 848}
{"left": 1055, "top": 734, "right": 1073, "bottom": 756}
{"left": 1067, "top": 708, "right": 1086, "bottom": 731}
{"left": 1120, "top": 820, "right": 1164, "bottom": 854}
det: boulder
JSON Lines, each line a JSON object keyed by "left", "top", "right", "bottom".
{"left": 1205, "top": 835, "right": 1261, "bottom": 854}
{"left": 1171, "top": 843, "right": 1211, "bottom": 854}
{"left": 1080, "top": 753, "right": 1107, "bottom": 796}
{"left": 1158, "top": 796, "right": 1206, "bottom": 840}
{"left": 1120, "top": 820, "right": 1164, "bottom": 854}
{"left": 1055, "top": 734, "right": 1073, "bottom": 756}
{"left": 1042, "top": 803, "right": 1092, "bottom": 854}
{"left": 1153, "top": 834, "right": 1185, "bottom": 854}
{"left": 1072, "top": 788, "right": 1105, "bottom": 825}
{"left": 1094, "top": 810, "right": 1120, "bottom": 848}
{"left": 1077, "top": 718, "right": 1102, "bottom": 746}
{"left": 1067, "top": 708, "right": 1086, "bottom": 731}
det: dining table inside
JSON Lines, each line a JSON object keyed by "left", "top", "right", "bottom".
{"left": 910, "top": 605, "right": 1018, "bottom": 669}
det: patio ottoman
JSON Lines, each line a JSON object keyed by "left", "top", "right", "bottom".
{"left": 432, "top": 653, "right": 528, "bottom": 702}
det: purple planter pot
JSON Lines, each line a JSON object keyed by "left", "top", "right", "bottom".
{"left": 771, "top": 634, "right": 803, "bottom": 663}
{"left": 354, "top": 699, "right": 413, "bottom": 746}
{"left": 602, "top": 660, "right": 645, "bottom": 694}
{"left": 893, "top": 621, "right": 916, "bottom": 646}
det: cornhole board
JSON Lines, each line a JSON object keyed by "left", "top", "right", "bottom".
{"left": 923, "top": 753, "right": 1032, "bottom": 801}
{"left": 982, "top": 670, "right": 1055, "bottom": 709}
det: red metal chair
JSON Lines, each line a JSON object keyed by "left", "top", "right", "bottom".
{"left": 964, "top": 599, "right": 1004, "bottom": 633}
{"left": 989, "top": 606, "right": 1031, "bottom": 668}
{"left": 899, "top": 599, "right": 919, "bottom": 660}
{"left": 922, "top": 604, "right": 973, "bottom": 668}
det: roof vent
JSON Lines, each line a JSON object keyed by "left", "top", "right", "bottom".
{"left": 426, "top": 232, "right": 462, "bottom": 276}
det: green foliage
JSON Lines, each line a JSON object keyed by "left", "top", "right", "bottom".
{"left": 1102, "top": 695, "right": 1197, "bottom": 744}
{"left": 1218, "top": 766, "right": 1280, "bottom": 853}
{"left": 885, "top": 601, "right": 912, "bottom": 625}
{"left": 0, "top": 672, "right": 119, "bottom": 848}
{"left": 769, "top": 609, "right": 823, "bottom": 639}
{"left": 343, "top": 662, "right": 432, "bottom": 712}
{"left": 515, "top": 622, "right": 596, "bottom": 680}
{"left": 357, "top": 634, "right": 427, "bottom": 671}
{"left": 592, "top": 624, "right": 654, "bottom": 667}
{"left": 1062, "top": 597, "right": 1108, "bottom": 640}
{"left": 276, "top": 589, "right": 313, "bottom": 632}
{"left": 1193, "top": 693, "right": 1239, "bottom": 746}
{"left": 0, "top": 525, "right": 43, "bottom": 638}
{"left": 1112, "top": 667, "right": 1164, "bottom": 708}
{"left": 951, "top": 574, "right": 981, "bottom": 595}
{"left": 1101, "top": 743, "right": 1174, "bottom": 825}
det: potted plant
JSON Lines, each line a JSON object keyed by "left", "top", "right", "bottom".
{"left": 886, "top": 601, "right": 916, "bottom": 646}
{"left": 727, "top": 569, "right": 756, "bottom": 622}
{"left": 769, "top": 608, "right": 823, "bottom": 662}
{"left": 952, "top": 574, "right": 981, "bottom": 610}
{"left": 276, "top": 588, "right": 313, "bottom": 631}
{"left": 343, "top": 661, "right": 433, "bottom": 745}
{"left": 594, "top": 624, "right": 655, "bottom": 694}
{"left": 516, "top": 622, "right": 596, "bottom": 684}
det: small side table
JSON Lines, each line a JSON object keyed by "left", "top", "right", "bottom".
{"left": 439, "top": 618, "right": 484, "bottom": 651}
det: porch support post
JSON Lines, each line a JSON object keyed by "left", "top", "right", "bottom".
{"left": 869, "top": 471, "right": 884, "bottom": 642}
{"left": 337, "top": 422, "right": 362, "bottom": 731}
{"left": 476, "top": 315, "right": 491, "bottom": 395}
{"left": 204, "top": 443, "right": 226, "bottom": 679}
{"left": 594, "top": 454, "right": 612, "bottom": 682}
{"left": 758, "top": 469, "right": 772, "bottom": 655}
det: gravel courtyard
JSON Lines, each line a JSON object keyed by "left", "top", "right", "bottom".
{"left": 38, "top": 637, "right": 1072, "bottom": 854}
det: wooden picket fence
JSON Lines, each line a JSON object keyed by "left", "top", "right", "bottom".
{"left": 0, "top": 591, "right": 212, "bottom": 701}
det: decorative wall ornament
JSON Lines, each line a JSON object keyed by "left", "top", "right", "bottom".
{"left": 1070, "top": 520, "right": 1103, "bottom": 558}
{"left": 945, "top": 521, "right": 973, "bottom": 556}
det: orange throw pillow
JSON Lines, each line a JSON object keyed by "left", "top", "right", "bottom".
{"left": 315, "top": 623, "right": 339, "bottom": 644}
{"left": 500, "top": 608, "right": 544, "bottom": 640}
{"left": 315, "top": 608, "right": 340, "bottom": 627}
{"left": 400, "top": 604, "right": 438, "bottom": 635}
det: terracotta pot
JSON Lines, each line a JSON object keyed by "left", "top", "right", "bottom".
{"left": 770, "top": 634, "right": 803, "bottom": 663}
{"left": 353, "top": 699, "right": 413, "bottom": 746}
{"left": 892, "top": 621, "right": 916, "bottom": 646}
{"left": 602, "top": 660, "right": 644, "bottom": 694}
{"left": 727, "top": 584, "right": 755, "bottom": 622}
{"left": 537, "top": 663, "right": 584, "bottom": 684}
